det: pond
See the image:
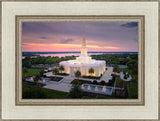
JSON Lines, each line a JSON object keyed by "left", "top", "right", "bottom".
{"left": 81, "top": 84, "right": 113, "bottom": 95}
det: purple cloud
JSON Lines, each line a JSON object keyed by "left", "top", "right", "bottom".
{"left": 22, "top": 21, "right": 138, "bottom": 52}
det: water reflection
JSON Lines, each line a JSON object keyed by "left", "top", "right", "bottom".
{"left": 88, "top": 85, "right": 91, "bottom": 90}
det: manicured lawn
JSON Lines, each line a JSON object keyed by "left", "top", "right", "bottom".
{"left": 22, "top": 68, "right": 43, "bottom": 78}
{"left": 127, "top": 81, "right": 138, "bottom": 99}
{"left": 22, "top": 82, "right": 69, "bottom": 99}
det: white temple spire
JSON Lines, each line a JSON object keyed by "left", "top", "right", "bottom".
{"left": 81, "top": 30, "right": 88, "bottom": 56}
{"left": 82, "top": 30, "right": 86, "bottom": 48}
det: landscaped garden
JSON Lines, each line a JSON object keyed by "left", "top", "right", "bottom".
{"left": 50, "top": 77, "right": 63, "bottom": 82}
{"left": 82, "top": 75, "right": 101, "bottom": 79}
{"left": 71, "top": 78, "right": 115, "bottom": 87}
{"left": 71, "top": 79, "right": 92, "bottom": 85}
{"left": 22, "top": 53, "right": 138, "bottom": 99}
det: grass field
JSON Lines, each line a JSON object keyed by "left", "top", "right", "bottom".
{"left": 22, "top": 82, "right": 69, "bottom": 99}
{"left": 127, "top": 81, "right": 138, "bottom": 99}
{"left": 22, "top": 68, "right": 43, "bottom": 78}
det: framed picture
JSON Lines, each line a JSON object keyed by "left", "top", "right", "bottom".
{"left": 16, "top": 15, "right": 144, "bottom": 106}
{"left": 1, "top": 0, "right": 159, "bottom": 120}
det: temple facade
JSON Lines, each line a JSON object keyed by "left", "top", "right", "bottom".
{"left": 59, "top": 31, "right": 106, "bottom": 77}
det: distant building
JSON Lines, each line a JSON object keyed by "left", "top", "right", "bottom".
{"left": 59, "top": 31, "right": 106, "bottom": 77}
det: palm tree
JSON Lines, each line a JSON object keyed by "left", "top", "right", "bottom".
{"left": 75, "top": 70, "right": 81, "bottom": 81}
{"left": 34, "top": 74, "right": 41, "bottom": 87}
{"left": 23, "top": 68, "right": 28, "bottom": 78}
{"left": 89, "top": 68, "right": 94, "bottom": 77}
{"left": 52, "top": 68, "right": 59, "bottom": 79}
{"left": 59, "top": 65, "right": 64, "bottom": 73}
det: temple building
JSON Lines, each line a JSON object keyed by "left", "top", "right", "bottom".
{"left": 59, "top": 31, "right": 106, "bottom": 77}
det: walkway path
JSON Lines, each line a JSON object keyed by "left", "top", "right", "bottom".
{"left": 116, "top": 72, "right": 132, "bottom": 81}
{"left": 59, "top": 76, "right": 75, "bottom": 83}
{"left": 43, "top": 76, "right": 75, "bottom": 92}
{"left": 100, "top": 67, "right": 113, "bottom": 83}
{"left": 43, "top": 67, "right": 114, "bottom": 92}
{"left": 44, "top": 72, "right": 65, "bottom": 78}
{"left": 43, "top": 82, "right": 72, "bottom": 93}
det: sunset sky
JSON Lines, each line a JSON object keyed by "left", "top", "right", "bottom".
{"left": 22, "top": 22, "right": 138, "bottom": 52}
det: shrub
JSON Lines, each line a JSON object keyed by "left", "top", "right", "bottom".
{"left": 71, "top": 79, "right": 79, "bottom": 85}
{"left": 82, "top": 75, "right": 101, "bottom": 79}
{"left": 124, "top": 74, "right": 127, "bottom": 79}
{"left": 68, "top": 85, "right": 83, "bottom": 98}
{"left": 57, "top": 73, "right": 69, "bottom": 76}
{"left": 43, "top": 75, "right": 47, "bottom": 78}
{"left": 92, "top": 80, "right": 97, "bottom": 84}
{"left": 40, "top": 70, "right": 44, "bottom": 77}
{"left": 100, "top": 80, "right": 106, "bottom": 85}
{"left": 50, "top": 77, "right": 63, "bottom": 82}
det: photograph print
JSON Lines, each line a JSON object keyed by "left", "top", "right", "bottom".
{"left": 22, "top": 21, "right": 138, "bottom": 99}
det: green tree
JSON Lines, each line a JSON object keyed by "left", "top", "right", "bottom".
{"left": 45, "top": 58, "right": 55, "bottom": 64}
{"left": 113, "top": 64, "right": 119, "bottom": 74}
{"left": 52, "top": 68, "right": 59, "bottom": 79}
{"left": 72, "top": 79, "right": 79, "bottom": 85}
{"left": 34, "top": 74, "right": 41, "bottom": 87}
{"left": 40, "top": 70, "right": 44, "bottom": 77}
{"left": 127, "top": 60, "right": 138, "bottom": 80}
{"left": 23, "top": 68, "right": 28, "bottom": 78}
{"left": 100, "top": 80, "right": 106, "bottom": 85}
{"left": 68, "top": 85, "right": 83, "bottom": 98}
{"left": 116, "top": 78, "right": 124, "bottom": 91}
{"left": 24, "top": 56, "right": 31, "bottom": 61}
{"left": 93, "top": 80, "right": 97, "bottom": 84}
{"left": 89, "top": 68, "right": 94, "bottom": 77}
{"left": 59, "top": 65, "right": 64, "bottom": 73}
{"left": 22, "top": 61, "right": 32, "bottom": 68}
{"left": 75, "top": 70, "right": 81, "bottom": 81}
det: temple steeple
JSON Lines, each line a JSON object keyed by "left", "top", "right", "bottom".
{"left": 82, "top": 30, "right": 86, "bottom": 48}
{"left": 81, "top": 31, "right": 88, "bottom": 56}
